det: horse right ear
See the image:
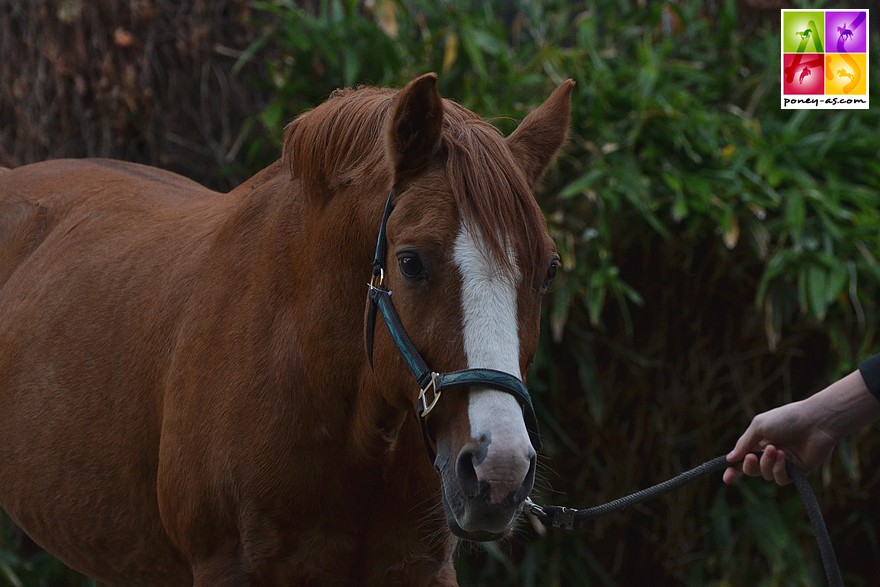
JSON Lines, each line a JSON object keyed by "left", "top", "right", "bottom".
{"left": 386, "top": 73, "right": 444, "bottom": 186}
{"left": 506, "top": 79, "right": 574, "bottom": 187}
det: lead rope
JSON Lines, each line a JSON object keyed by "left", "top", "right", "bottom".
{"left": 525, "top": 454, "right": 843, "bottom": 587}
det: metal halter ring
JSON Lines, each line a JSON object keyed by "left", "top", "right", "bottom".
{"left": 369, "top": 268, "right": 384, "bottom": 290}
{"left": 417, "top": 372, "right": 442, "bottom": 417}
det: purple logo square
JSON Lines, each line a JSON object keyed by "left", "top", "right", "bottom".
{"left": 825, "top": 11, "right": 868, "bottom": 53}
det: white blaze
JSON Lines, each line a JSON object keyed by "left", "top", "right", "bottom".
{"left": 453, "top": 222, "right": 533, "bottom": 450}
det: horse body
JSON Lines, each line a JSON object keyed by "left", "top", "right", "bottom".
{"left": 0, "top": 75, "right": 571, "bottom": 585}
{"left": 0, "top": 159, "right": 217, "bottom": 584}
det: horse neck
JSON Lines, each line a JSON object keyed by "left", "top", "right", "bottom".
{"left": 223, "top": 163, "right": 450, "bottom": 553}
{"left": 225, "top": 163, "right": 409, "bottom": 463}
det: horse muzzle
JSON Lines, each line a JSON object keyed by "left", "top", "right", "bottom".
{"left": 437, "top": 435, "right": 537, "bottom": 540}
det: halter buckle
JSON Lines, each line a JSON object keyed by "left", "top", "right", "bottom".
{"left": 369, "top": 268, "right": 385, "bottom": 290}
{"left": 417, "top": 372, "right": 442, "bottom": 417}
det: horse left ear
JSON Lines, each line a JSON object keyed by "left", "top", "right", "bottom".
{"left": 386, "top": 73, "right": 444, "bottom": 186}
{"left": 507, "top": 79, "right": 575, "bottom": 187}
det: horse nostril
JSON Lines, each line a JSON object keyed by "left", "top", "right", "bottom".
{"left": 455, "top": 436, "right": 490, "bottom": 499}
{"left": 515, "top": 452, "right": 538, "bottom": 502}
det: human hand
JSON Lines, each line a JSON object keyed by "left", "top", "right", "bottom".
{"left": 722, "top": 370, "right": 880, "bottom": 486}
{"left": 722, "top": 400, "right": 836, "bottom": 486}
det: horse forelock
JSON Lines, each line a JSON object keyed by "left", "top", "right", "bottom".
{"left": 282, "top": 86, "right": 547, "bottom": 285}
{"left": 439, "top": 104, "right": 546, "bottom": 286}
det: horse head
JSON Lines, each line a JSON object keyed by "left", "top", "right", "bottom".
{"left": 369, "top": 74, "right": 572, "bottom": 540}
{"left": 283, "top": 73, "right": 570, "bottom": 543}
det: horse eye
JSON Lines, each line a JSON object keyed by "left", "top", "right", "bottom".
{"left": 547, "top": 258, "right": 560, "bottom": 282}
{"left": 541, "top": 257, "right": 560, "bottom": 292}
{"left": 398, "top": 253, "right": 425, "bottom": 280}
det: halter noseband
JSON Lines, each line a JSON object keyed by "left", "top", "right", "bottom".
{"left": 365, "top": 191, "right": 542, "bottom": 459}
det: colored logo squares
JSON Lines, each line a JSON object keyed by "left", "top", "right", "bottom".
{"left": 781, "top": 9, "right": 869, "bottom": 109}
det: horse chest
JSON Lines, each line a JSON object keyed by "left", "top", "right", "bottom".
{"left": 259, "top": 525, "right": 457, "bottom": 587}
{"left": 247, "top": 453, "right": 456, "bottom": 585}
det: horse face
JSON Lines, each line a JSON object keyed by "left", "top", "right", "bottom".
{"left": 380, "top": 74, "right": 573, "bottom": 540}
{"left": 382, "top": 184, "right": 558, "bottom": 540}
{"left": 386, "top": 181, "right": 557, "bottom": 540}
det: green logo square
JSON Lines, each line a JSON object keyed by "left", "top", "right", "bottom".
{"left": 782, "top": 10, "right": 825, "bottom": 53}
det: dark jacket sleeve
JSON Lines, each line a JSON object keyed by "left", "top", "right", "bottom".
{"left": 858, "top": 353, "right": 880, "bottom": 402}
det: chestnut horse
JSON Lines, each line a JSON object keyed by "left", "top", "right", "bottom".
{"left": 0, "top": 73, "right": 572, "bottom": 586}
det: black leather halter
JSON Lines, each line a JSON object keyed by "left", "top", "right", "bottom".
{"left": 365, "top": 191, "right": 542, "bottom": 459}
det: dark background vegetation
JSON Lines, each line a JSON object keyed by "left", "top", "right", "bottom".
{"left": 2, "top": 0, "right": 879, "bottom": 585}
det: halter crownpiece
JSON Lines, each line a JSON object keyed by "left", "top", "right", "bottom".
{"left": 365, "top": 191, "right": 542, "bottom": 458}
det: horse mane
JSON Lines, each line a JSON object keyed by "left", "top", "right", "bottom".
{"left": 282, "top": 86, "right": 546, "bottom": 282}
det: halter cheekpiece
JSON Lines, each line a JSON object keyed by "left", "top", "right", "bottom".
{"left": 365, "top": 191, "right": 542, "bottom": 459}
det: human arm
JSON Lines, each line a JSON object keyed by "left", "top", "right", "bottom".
{"left": 723, "top": 361, "right": 880, "bottom": 486}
